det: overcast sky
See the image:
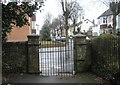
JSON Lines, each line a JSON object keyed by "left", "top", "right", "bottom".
{"left": 36, "top": 0, "right": 109, "bottom": 32}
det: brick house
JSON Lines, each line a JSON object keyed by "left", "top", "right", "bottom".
{"left": 7, "top": 14, "right": 36, "bottom": 42}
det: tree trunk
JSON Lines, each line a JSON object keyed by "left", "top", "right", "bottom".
{"left": 113, "top": 14, "right": 117, "bottom": 35}
{"left": 73, "top": 19, "right": 76, "bottom": 35}
{"left": 65, "top": 12, "right": 69, "bottom": 43}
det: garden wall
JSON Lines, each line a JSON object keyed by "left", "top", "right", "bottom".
{"left": 2, "top": 41, "right": 28, "bottom": 73}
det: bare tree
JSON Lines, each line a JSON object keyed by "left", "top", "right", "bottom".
{"left": 60, "top": 0, "right": 69, "bottom": 38}
{"left": 51, "top": 15, "right": 64, "bottom": 37}
{"left": 69, "top": 1, "right": 83, "bottom": 34}
{"left": 100, "top": 0, "right": 113, "bottom": 7}
{"left": 60, "top": 0, "right": 84, "bottom": 37}
{"left": 90, "top": 0, "right": 112, "bottom": 7}
{"left": 44, "top": 13, "right": 52, "bottom": 25}
{"left": 58, "top": 15, "right": 65, "bottom": 36}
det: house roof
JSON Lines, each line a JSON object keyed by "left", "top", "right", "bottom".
{"left": 97, "top": 9, "right": 113, "bottom": 19}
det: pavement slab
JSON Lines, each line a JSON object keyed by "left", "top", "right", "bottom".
{"left": 2, "top": 72, "right": 110, "bottom": 84}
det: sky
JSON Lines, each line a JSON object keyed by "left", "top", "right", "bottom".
{"left": 36, "top": 0, "right": 109, "bottom": 33}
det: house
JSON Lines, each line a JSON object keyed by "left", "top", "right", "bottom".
{"left": 7, "top": 14, "right": 37, "bottom": 42}
{"left": 97, "top": 8, "right": 120, "bottom": 34}
{"left": 31, "top": 14, "right": 37, "bottom": 34}
{"left": 50, "top": 25, "right": 66, "bottom": 40}
{"left": 68, "top": 21, "right": 83, "bottom": 36}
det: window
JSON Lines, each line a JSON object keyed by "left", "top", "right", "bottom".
{"left": 103, "top": 17, "right": 107, "bottom": 23}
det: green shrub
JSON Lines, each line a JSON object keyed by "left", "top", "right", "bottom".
{"left": 94, "top": 34, "right": 117, "bottom": 39}
{"left": 91, "top": 34, "right": 120, "bottom": 82}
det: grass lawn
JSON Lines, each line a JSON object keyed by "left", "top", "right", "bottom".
{"left": 39, "top": 41, "right": 65, "bottom": 48}
{"left": 40, "top": 41, "right": 56, "bottom": 45}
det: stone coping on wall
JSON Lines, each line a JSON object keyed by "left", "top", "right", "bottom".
{"left": 6, "top": 40, "right": 28, "bottom": 42}
{"left": 27, "top": 34, "right": 40, "bottom": 37}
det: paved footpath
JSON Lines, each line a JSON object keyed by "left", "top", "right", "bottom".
{"left": 2, "top": 72, "right": 111, "bottom": 84}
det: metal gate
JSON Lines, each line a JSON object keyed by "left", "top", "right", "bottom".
{"left": 39, "top": 38, "right": 74, "bottom": 76}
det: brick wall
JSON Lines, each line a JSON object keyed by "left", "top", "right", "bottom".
{"left": 7, "top": 17, "right": 32, "bottom": 42}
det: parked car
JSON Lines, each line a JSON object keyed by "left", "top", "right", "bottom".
{"left": 55, "top": 36, "right": 66, "bottom": 42}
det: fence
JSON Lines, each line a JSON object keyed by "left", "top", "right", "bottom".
{"left": 91, "top": 37, "right": 120, "bottom": 83}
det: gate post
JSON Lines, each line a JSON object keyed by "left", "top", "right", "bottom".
{"left": 74, "top": 33, "right": 91, "bottom": 74}
{"left": 27, "top": 34, "right": 39, "bottom": 73}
